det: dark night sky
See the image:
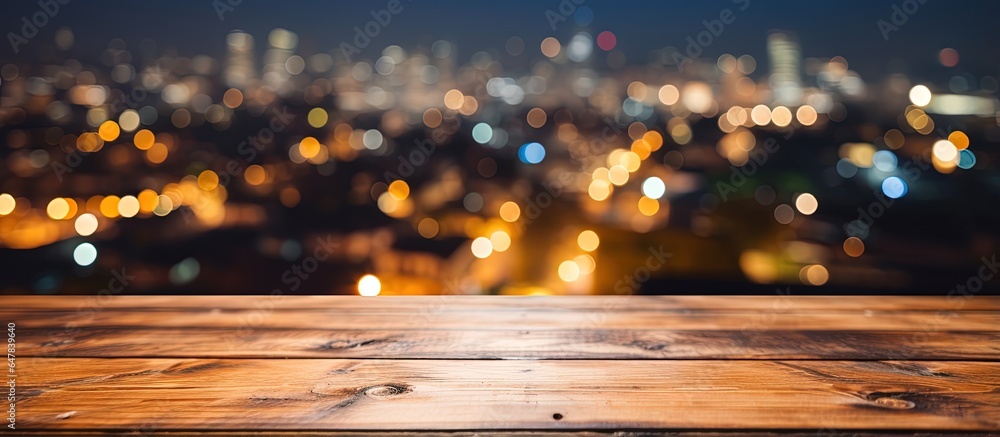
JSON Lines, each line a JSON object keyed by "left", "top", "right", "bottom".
{"left": 3, "top": 1, "right": 1000, "bottom": 80}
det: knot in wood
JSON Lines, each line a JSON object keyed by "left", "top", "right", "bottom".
{"left": 873, "top": 397, "right": 916, "bottom": 409}
{"left": 364, "top": 384, "right": 409, "bottom": 398}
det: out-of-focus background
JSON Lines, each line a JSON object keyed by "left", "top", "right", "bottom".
{"left": 1, "top": 0, "right": 999, "bottom": 296}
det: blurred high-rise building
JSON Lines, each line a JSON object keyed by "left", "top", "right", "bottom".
{"left": 225, "top": 31, "right": 256, "bottom": 89}
{"left": 262, "top": 28, "right": 299, "bottom": 94}
{"left": 767, "top": 31, "right": 803, "bottom": 106}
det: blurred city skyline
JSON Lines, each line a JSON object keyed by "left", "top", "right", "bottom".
{"left": 4, "top": 0, "right": 1000, "bottom": 81}
{"left": 1, "top": 1, "right": 999, "bottom": 296}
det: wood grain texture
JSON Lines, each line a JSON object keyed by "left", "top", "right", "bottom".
{"left": 6, "top": 295, "right": 1000, "bottom": 311}
{"left": 17, "top": 328, "right": 1000, "bottom": 360}
{"left": 8, "top": 433, "right": 994, "bottom": 437}
{"left": 5, "top": 296, "right": 1000, "bottom": 433}
{"left": 16, "top": 359, "right": 1000, "bottom": 431}
{"left": 5, "top": 309, "right": 999, "bottom": 331}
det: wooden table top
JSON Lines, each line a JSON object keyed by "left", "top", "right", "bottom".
{"left": 5, "top": 295, "right": 1000, "bottom": 435}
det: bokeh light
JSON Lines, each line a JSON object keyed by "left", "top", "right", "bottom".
{"left": 881, "top": 176, "right": 908, "bottom": 199}
{"left": 577, "top": 230, "right": 599, "bottom": 252}
{"left": 73, "top": 243, "right": 98, "bottom": 267}
{"left": 357, "top": 274, "right": 381, "bottom": 297}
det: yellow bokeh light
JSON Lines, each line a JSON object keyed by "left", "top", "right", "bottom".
{"left": 771, "top": 106, "right": 792, "bottom": 127}
{"left": 588, "top": 179, "right": 611, "bottom": 201}
{"left": 638, "top": 196, "right": 659, "bottom": 216}
{"left": 77, "top": 132, "right": 104, "bottom": 152}
{"left": 841, "top": 143, "right": 876, "bottom": 168}
{"left": 223, "top": 88, "right": 243, "bottom": 108}
{"left": 198, "top": 170, "right": 220, "bottom": 191}
{"left": 750, "top": 105, "right": 771, "bottom": 125}
{"left": 98, "top": 120, "right": 120, "bottom": 142}
{"left": 377, "top": 192, "right": 399, "bottom": 214}
{"left": 884, "top": 129, "right": 905, "bottom": 149}
{"left": 119, "top": 110, "right": 140, "bottom": 132}
{"left": 948, "top": 131, "right": 970, "bottom": 150}
{"left": 631, "top": 139, "right": 651, "bottom": 160}
{"left": 417, "top": 217, "right": 439, "bottom": 238}
{"left": 299, "top": 136, "right": 321, "bottom": 159}
{"left": 133, "top": 129, "right": 155, "bottom": 150}
{"left": 118, "top": 195, "right": 140, "bottom": 218}
{"left": 909, "top": 85, "right": 932, "bottom": 107}
{"left": 608, "top": 165, "right": 629, "bottom": 186}
{"left": 592, "top": 167, "right": 610, "bottom": 182}
{"left": 843, "top": 237, "right": 865, "bottom": 257}
{"left": 558, "top": 260, "right": 581, "bottom": 282}
{"left": 100, "top": 195, "right": 121, "bottom": 218}
{"left": 75, "top": 213, "right": 99, "bottom": 236}
{"left": 307, "top": 108, "right": 328, "bottom": 128}
{"left": 65, "top": 198, "right": 79, "bottom": 218}
{"left": 245, "top": 165, "right": 266, "bottom": 185}
{"left": 46, "top": 198, "right": 70, "bottom": 220}
{"left": 423, "top": 108, "right": 443, "bottom": 128}
{"left": 146, "top": 143, "right": 168, "bottom": 164}
{"left": 280, "top": 187, "right": 301, "bottom": 207}
{"left": 388, "top": 180, "right": 410, "bottom": 200}
{"left": 627, "top": 81, "right": 648, "bottom": 101}
{"left": 162, "top": 183, "right": 183, "bottom": 209}
{"left": 801, "top": 264, "right": 830, "bottom": 286}
{"left": 490, "top": 230, "right": 511, "bottom": 252}
{"left": 153, "top": 194, "right": 173, "bottom": 216}
{"left": 669, "top": 123, "right": 692, "bottom": 145}
{"left": 357, "top": 274, "right": 381, "bottom": 297}
{"left": 795, "top": 105, "right": 817, "bottom": 126}
{"left": 725, "top": 107, "right": 748, "bottom": 127}
{"left": 471, "top": 236, "right": 493, "bottom": 259}
{"left": 499, "top": 201, "right": 520, "bottom": 222}
{"left": 138, "top": 189, "right": 158, "bottom": 214}
{"left": 740, "top": 250, "right": 778, "bottom": 284}
{"left": 932, "top": 140, "right": 958, "bottom": 162}
{"left": 458, "top": 95, "right": 478, "bottom": 116}
{"left": 577, "top": 230, "right": 599, "bottom": 252}
{"left": 574, "top": 254, "right": 596, "bottom": 275}
{"left": 607, "top": 149, "right": 626, "bottom": 168}
{"left": 540, "top": 37, "right": 560, "bottom": 58}
{"left": 443, "top": 89, "right": 464, "bottom": 111}
{"left": 642, "top": 131, "right": 664, "bottom": 151}
{"left": 526, "top": 108, "right": 547, "bottom": 128}
{"left": 0, "top": 194, "right": 15, "bottom": 216}
{"left": 620, "top": 151, "right": 641, "bottom": 172}
{"left": 794, "top": 193, "right": 818, "bottom": 215}
{"left": 658, "top": 85, "right": 679, "bottom": 105}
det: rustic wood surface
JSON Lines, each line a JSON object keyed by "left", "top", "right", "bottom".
{"left": 5, "top": 296, "right": 1000, "bottom": 434}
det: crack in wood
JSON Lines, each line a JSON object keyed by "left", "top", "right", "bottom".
{"left": 316, "top": 338, "right": 388, "bottom": 351}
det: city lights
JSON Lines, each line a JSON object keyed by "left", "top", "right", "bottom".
{"left": 0, "top": 10, "right": 992, "bottom": 298}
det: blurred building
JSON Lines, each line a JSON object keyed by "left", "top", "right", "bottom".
{"left": 767, "top": 31, "right": 803, "bottom": 106}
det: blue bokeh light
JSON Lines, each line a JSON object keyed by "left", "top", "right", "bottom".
{"left": 881, "top": 176, "right": 908, "bottom": 199}
{"left": 472, "top": 123, "right": 493, "bottom": 144}
{"left": 518, "top": 142, "right": 546, "bottom": 164}
{"left": 958, "top": 149, "right": 976, "bottom": 169}
{"left": 872, "top": 150, "right": 898, "bottom": 172}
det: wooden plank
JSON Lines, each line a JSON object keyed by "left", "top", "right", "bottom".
{"left": 16, "top": 359, "right": 1000, "bottom": 431}
{"left": 4, "top": 429, "right": 984, "bottom": 437}
{"left": 18, "top": 328, "right": 1000, "bottom": 360}
{"left": 4, "top": 429, "right": 980, "bottom": 437}
{"left": 6, "top": 295, "right": 1000, "bottom": 311}
{"left": 5, "top": 309, "right": 998, "bottom": 331}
